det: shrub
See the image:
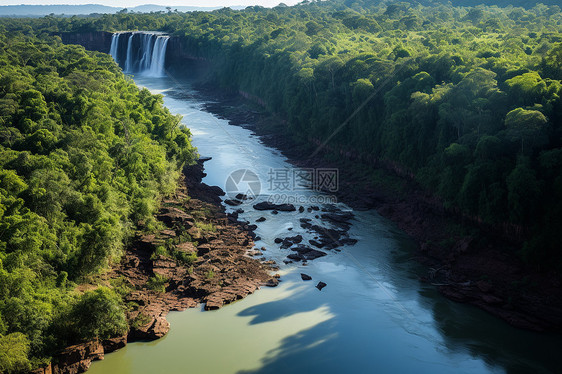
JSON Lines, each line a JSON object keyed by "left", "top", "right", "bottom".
{"left": 146, "top": 275, "right": 168, "bottom": 293}
{"left": 195, "top": 221, "right": 217, "bottom": 233}
{"left": 68, "top": 288, "right": 128, "bottom": 341}
{"left": 0, "top": 333, "right": 31, "bottom": 373}
{"left": 150, "top": 245, "right": 169, "bottom": 260}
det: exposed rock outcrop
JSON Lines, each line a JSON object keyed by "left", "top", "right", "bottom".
{"left": 52, "top": 340, "right": 104, "bottom": 374}
{"left": 253, "top": 202, "right": 296, "bottom": 211}
{"left": 47, "top": 159, "right": 279, "bottom": 373}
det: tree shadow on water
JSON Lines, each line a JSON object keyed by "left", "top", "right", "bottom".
{"left": 237, "top": 283, "right": 328, "bottom": 325}
{"left": 236, "top": 319, "right": 342, "bottom": 374}
{"left": 421, "top": 286, "right": 562, "bottom": 374}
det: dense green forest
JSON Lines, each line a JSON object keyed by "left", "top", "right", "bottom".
{"left": 1, "top": 0, "right": 561, "bottom": 369}
{"left": 22, "top": 0, "right": 560, "bottom": 269}
{"left": 4, "top": 0, "right": 562, "bottom": 262}
{"left": 0, "top": 33, "right": 195, "bottom": 371}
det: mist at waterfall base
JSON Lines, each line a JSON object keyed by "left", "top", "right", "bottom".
{"left": 110, "top": 31, "right": 169, "bottom": 77}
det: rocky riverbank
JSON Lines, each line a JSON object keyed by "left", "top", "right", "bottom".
{"left": 32, "top": 160, "right": 279, "bottom": 374}
{"left": 193, "top": 82, "right": 562, "bottom": 333}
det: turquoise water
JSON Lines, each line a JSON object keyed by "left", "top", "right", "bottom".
{"left": 88, "top": 76, "right": 560, "bottom": 374}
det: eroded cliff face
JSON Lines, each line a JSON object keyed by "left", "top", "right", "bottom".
{"left": 59, "top": 32, "right": 113, "bottom": 54}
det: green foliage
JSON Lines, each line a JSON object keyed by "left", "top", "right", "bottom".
{"left": 146, "top": 274, "right": 168, "bottom": 293}
{"left": 172, "top": 250, "right": 197, "bottom": 266}
{"left": 14, "top": 0, "right": 555, "bottom": 268}
{"left": 507, "top": 158, "right": 542, "bottom": 224}
{"left": 195, "top": 221, "right": 217, "bottom": 232}
{"left": 109, "top": 276, "right": 133, "bottom": 298}
{"left": 0, "top": 33, "right": 195, "bottom": 368}
{"left": 150, "top": 245, "right": 169, "bottom": 260}
{"left": 0, "top": 332, "right": 31, "bottom": 373}
{"left": 505, "top": 108, "right": 548, "bottom": 153}
{"left": 543, "top": 42, "right": 562, "bottom": 79}
{"left": 69, "top": 0, "right": 556, "bottom": 270}
{"left": 0, "top": 2, "right": 560, "bottom": 368}
{"left": 130, "top": 312, "right": 151, "bottom": 330}
{"left": 67, "top": 287, "right": 128, "bottom": 341}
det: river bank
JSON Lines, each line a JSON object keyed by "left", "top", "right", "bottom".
{"left": 32, "top": 160, "right": 279, "bottom": 374}
{"left": 193, "top": 82, "right": 562, "bottom": 333}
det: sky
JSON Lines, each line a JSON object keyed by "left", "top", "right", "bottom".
{"left": 0, "top": 0, "right": 301, "bottom": 6}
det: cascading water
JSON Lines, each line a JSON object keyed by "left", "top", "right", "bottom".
{"left": 138, "top": 33, "right": 154, "bottom": 72}
{"left": 109, "top": 33, "right": 120, "bottom": 65}
{"left": 124, "top": 33, "right": 135, "bottom": 73}
{"left": 147, "top": 36, "right": 169, "bottom": 77}
{"left": 109, "top": 31, "right": 169, "bottom": 77}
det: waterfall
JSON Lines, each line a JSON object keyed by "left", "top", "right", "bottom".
{"left": 138, "top": 33, "right": 154, "bottom": 72}
{"left": 109, "top": 31, "right": 169, "bottom": 77}
{"left": 124, "top": 32, "right": 135, "bottom": 73}
{"left": 109, "top": 31, "right": 170, "bottom": 77}
{"left": 109, "top": 33, "right": 120, "bottom": 64}
{"left": 147, "top": 36, "right": 169, "bottom": 77}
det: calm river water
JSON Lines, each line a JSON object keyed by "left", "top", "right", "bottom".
{"left": 89, "top": 75, "right": 560, "bottom": 374}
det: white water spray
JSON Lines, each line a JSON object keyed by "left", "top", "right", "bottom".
{"left": 109, "top": 33, "right": 120, "bottom": 64}
{"left": 147, "top": 36, "right": 169, "bottom": 77}
{"left": 110, "top": 31, "right": 169, "bottom": 76}
{"left": 124, "top": 32, "right": 136, "bottom": 73}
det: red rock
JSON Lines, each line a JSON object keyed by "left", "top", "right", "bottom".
{"left": 160, "top": 229, "right": 176, "bottom": 238}
{"left": 31, "top": 364, "right": 52, "bottom": 374}
{"left": 52, "top": 340, "right": 104, "bottom": 374}
{"left": 150, "top": 317, "right": 170, "bottom": 338}
{"left": 188, "top": 226, "right": 202, "bottom": 240}
{"left": 197, "top": 243, "right": 211, "bottom": 255}
{"left": 263, "top": 278, "right": 279, "bottom": 287}
{"left": 176, "top": 242, "right": 197, "bottom": 253}
{"left": 129, "top": 315, "right": 170, "bottom": 341}
{"left": 102, "top": 335, "right": 127, "bottom": 353}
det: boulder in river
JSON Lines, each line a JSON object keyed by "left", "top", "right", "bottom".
{"left": 253, "top": 201, "right": 296, "bottom": 211}
{"left": 225, "top": 199, "right": 243, "bottom": 206}
{"left": 316, "top": 281, "right": 327, "bottom": 291}
{"left": 290, "top": 245, "right": 327, "bottom": 260}
{"left": 301, "top": 273, "right": 312, "bottom": 281}
{"left": 102, "top": 335, "right": 127, "bottom": 354}
{"left": 303, "top": 249, "right": 327, "bottom": 260}
{"left": 309, "top": 239, "right": 324, "bottom": 248}
{"left": 321, "top": 212, "right": 354, "bottom": 224}
{"left": 280, "top": 235, "right": 303, "bottom": 249}
{"left": 227, "top": 211, "right": 239, "bottom": 222}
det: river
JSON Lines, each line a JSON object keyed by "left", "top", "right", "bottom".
{"left": 89, "top": 75, "right": 560, "bottom": 374}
